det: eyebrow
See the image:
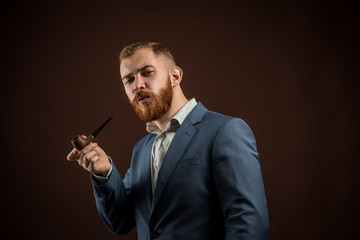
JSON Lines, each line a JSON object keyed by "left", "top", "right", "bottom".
{"left": 122, "top": 65, "right": 155, "bottom": 81}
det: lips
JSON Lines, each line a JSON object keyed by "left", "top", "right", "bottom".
{"left": 134, "top": 91, "right": 151, "bottom": 104}
{"left": 138, "top": 96, "right": 150, "bottom": 104}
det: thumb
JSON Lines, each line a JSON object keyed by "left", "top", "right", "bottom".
{"left": 66, "top": 148, "right": 80, "bottom": 161}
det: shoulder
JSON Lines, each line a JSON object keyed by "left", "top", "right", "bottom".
{"left": 202, "top": 110, "right": 252, "bottom": 132}
{"left": 201, "top": 110, "right": 257, "bottom": 149}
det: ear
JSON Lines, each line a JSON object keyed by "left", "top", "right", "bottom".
{"left": 169, "top": 66, "right": 183, "bottom": 87}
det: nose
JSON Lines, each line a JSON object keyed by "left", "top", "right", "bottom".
{"left": 133, "top": 75, "right": 146, "bottom": 92}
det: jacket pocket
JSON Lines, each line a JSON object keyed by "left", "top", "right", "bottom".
{"left": 175, "top": 156, "right": 202, "bottom": 170}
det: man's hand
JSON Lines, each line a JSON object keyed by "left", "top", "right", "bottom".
{"left": 66, "top": 137, "right": 111, "bottom": 177}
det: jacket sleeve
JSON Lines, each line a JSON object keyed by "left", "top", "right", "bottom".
{"left": 91, "top": 163, "right": 136, "bottom": 235}
{"left": 212, "top": 118, "right": 269, "bottom": 240}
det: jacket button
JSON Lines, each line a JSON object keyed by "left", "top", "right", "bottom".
{"left": 150, "top": 231, "right": 159, "bottom": 239}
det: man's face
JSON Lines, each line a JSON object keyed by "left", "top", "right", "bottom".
{"left": 120, "top": 48, "right": 173, "bottom": 122}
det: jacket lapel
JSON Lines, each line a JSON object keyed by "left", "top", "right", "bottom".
{"left": 150, "top": 103, "right": 207, "bottom": 214}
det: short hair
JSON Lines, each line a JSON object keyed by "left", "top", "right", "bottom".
{"left": 119, "top": 42, "right": 176, "bottom": 67}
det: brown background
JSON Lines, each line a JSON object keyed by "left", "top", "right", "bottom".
{"left": 1, "top": 0, "right": 359, "bottom": 239}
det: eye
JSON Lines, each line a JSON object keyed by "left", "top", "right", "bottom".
{"left": 142, "top": 70, "right": 154, "bottom": 77}
{"left": 125, "top": 76, "right": 135, "bottom": 84}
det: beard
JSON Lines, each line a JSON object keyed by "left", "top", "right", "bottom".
{"left": 129, "top": 77, "right": 173, "bottom": 122}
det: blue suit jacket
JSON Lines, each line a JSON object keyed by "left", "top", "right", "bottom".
{"left": 92, "top": 103, "right": 269, "bottom": 240}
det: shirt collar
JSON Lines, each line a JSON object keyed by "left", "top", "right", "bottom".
{"left": 146, "top": 98, "right": 197, "bottom": 134}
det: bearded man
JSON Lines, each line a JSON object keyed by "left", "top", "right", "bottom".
{"left": 67, "top": 42, "right": 269, "bottom": 240}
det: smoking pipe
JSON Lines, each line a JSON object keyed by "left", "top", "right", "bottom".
{"left": 71, "top": 116, "right": 113, "bottom": 150}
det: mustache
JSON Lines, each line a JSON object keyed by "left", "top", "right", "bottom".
{"left": 133, "top": 91, "right": 152, "bottom": 102}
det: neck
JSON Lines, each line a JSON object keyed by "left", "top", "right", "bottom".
{"left": 154, "top": 87, "right": 188, "bottom": 131}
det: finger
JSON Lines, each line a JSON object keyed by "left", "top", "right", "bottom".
{"left": 81, "top": 142, "right": 98, "bottom": 155}
{"left": 89, "top": 155, "right": 100, "bottom": 163}
{"left": 87, "top": 155, "right": 100, "bottom": 172}
{"left": 84, "top": 150, "right": 97, "bottom": 162}
{"left": 92, "top": 146, "right": 106, "bottom": 156}
{"left": 67, "top": 148, "right": 80, "bottom": 161}
{"left": 86, "top": 155, "right": 101, "bottom": 172}
{"left": 76, "top": 151, "right": 85, "bottom": 165}
{"left": 83, "top": 151, "right": 97, "bottom": 168}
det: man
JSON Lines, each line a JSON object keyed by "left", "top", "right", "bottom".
{"left": 67, "top": 42, "right": 269, "bottom": 239}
